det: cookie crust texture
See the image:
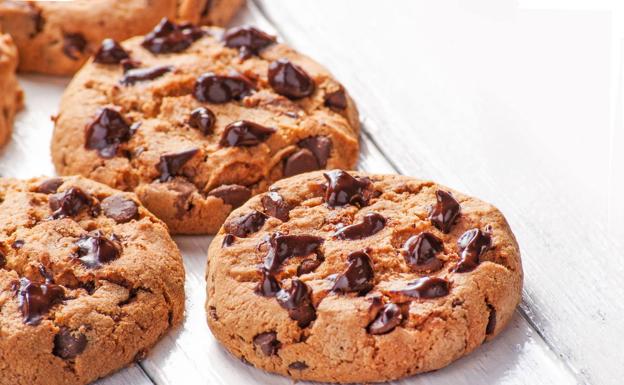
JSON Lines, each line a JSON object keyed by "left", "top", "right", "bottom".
{"left": 51, "top": 23, "right": 360, "bottom": 234}
{"left": 0, "top": 176, "right": 185, "bottom": 385}
{"left": 0, "top": 31, "right": 23, "bottom": 147}
{"left": 206, "top": 170, "right": 523, "bottom": 383}
{"left": 0, "top": 0, "right": 244, "bottom": 75}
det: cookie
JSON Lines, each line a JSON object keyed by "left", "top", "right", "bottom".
{"left": 0, "top": 176, "right": 185, "bottom": 385}
{"left": 205, "top": 170, "right": 523, "bottom": 383}
{"left": 51, "top": 20, "right": 360, "bottom": 234}
{"left": 0, "top": 0, "right": 243, "bottom": 75}
{"left": 0, "top": 30, "right": 23, "bottom": 147}
{"left": 177, "top": 0, "right": 245, "bottom": 26}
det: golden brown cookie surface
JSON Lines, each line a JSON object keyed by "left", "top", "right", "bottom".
{"left": 0, "top": 31, "right": 22, "bottom": 147}
{"left": 206, "top": 170, "right": 522, "bottom": 383}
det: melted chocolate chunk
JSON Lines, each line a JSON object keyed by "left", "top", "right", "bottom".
{"left": 264, "top": 233, "right": 324, "bottom": 273}
{"left": 101, "top": 195, "right": 139, "bottom": 223}
{"left": 253, "top": 332, "right": 280, "bottom": 356}
{"left": 0, "top": 251, "right": 6, "bottom": 268}
{"left": 224, "top": 210, "right": 267, "bottom": 237}
{"left": 17, "top": 277, "right": 64, "bottom": 325}
{"left": 486, "top": 304, "right": 497, "bottom": 335}
{"left": 268, "top": 59, "right": 315, "bottom": 99}
{"left": 220, "top": 120, "right": 275, "bottom": 147}
{"left": 394, "top": 277, "right": 450, "bottom": 299}
{"left": 403, "top": 232, "right": 444, "bottom": 272}
{"left": 224, "top": 26, "right": 276, "bottom": 58}
{"left": 297, "top": 258, "right": 323, "bottom": 276}
{"left": 12, "top": 240, "right": 24, "bottom": 249}
{"left": 63, "top": 33, "right": 87, "bottom": 60}
{"left": 36, "top": 178, "right": 64, "bottom": 194}
{"left": 53, "top": 328, "right": 87, "bottom": 359}
{"left": 332, "top": 250, "right": 374, "bottom": 294}
{"left": 157, "top": 148, "right": 199, "bottom": 182}
{"left": 323, "top": 170, "right": 372, "bottom": 207}
{"left": 334, "top": 213, "right": 386, "bottom": 240}
{"left": 261, "top": 191, "right": 291, "bottom": 221}
{"left": 324, "top": 88, "right": 347, "bottom": 111}
{"left": 75, "top": 233, "right": 121, "bottom": 269}
{"left": 188, "top": 107, "right": 216, "bottom": 135}
{"left": 276, "top": 279, "right": 316, "bottom": 328}
{"left": 121, "top": 58, "right": 141, "bottom": 72}
{"left": 201, "top": 0, "right": 212, "bottom": 16}
{"left": 299, "top": 136, "right": 331, "bottom": 168}
{"left": 193, "top": 72, "right": 254, "bottom": 103}
{"left": 86, "top": 108, "right": 133, "bottom": 158}
{"left": 429, "top": 190, "right": 461, "bottom": 233}
{"left": 208, "top": 184, "right": 251, "bottom": 208}
{"left": 49, "top": 187, "right": 98, "bottom": 219}
{"left": 255, "top": 269, "right": 281, "bottom": 297}
{"left": 284, "top": 148, "right": 319, "bottom": 177}
{"left": 288, "top": 361, "right": 308, "bottom": 370}
{"left": 455, "top": 228, "right": 492, "bottom": 273}
{"left": 141, "top": 18, "right": 204, "bottom": 54}
{"left": 120, "top": 65, "right": 173, "bottom": 86}
{"left": 367, "top": 303, "right": 402, "bottom": 335}
{"left": 94, "top": 39, "right": 129, "bottom": 64}
{"left": 222, "top": 234, "right": 235, "bottom": 247}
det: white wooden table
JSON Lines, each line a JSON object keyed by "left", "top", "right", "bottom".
{"left": 2, "top": 1, "right": 623, "bottom": 384}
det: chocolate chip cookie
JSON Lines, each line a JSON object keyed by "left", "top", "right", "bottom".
{"left": 0, "top": 0, "right": 243, "bottom": 75}
{"left": 206, "top": 170, "right": 522, "bottom": 383}
{"left": 0, "top": 176, "right": 185, "bottom": 385}
{"left": 51, "top": 21, "right": 360, "bottom": 234}
{"left": 0, "top": 30, "right": 23, "bottom": 147}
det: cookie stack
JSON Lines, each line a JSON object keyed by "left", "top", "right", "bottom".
{"left": 0, "top": 5, "right": 523, "bottom": 385}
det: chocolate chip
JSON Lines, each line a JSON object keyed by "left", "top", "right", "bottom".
{"left": 29, "top": 5, "right": 44, "bottom": 37}
{"left": 208, "top": 184, "right": 251, "bottom": 208}
{"left": 121, "top": 58, "right": 141, "bottom": 72}
{"left": 253, "top": 332, "right": 280, "bottom": 356}
{"left": 367, "top": 303, "right": 402, "bottom": 335}
{"left": 332, "top": 250, "right": 374, "bottom": 294}
{"left": 188, "top": 107, "right": 216, "bottom": 135}
{"left": 276, "top": 279, "right": 316, "bottom": 328}
{"left": 157, "top": 148, "right": 199, "bottom": 182}
{"left": 284, "top": 148, "right": 319, "bottom": 177}
{"left": 455, "top": 228, "right": 492, "bottom": 273}
{"left": 12, "top": 240, "right": 24, "bottom": 249}
{"left": 297, "top": 258, "right": 322, "bottom": 276}
{"left": 224, "top": 210, "right": 267, "bottom": 237}
{"left": 264, "top": 233, "right": 324, "bottom": 273}
{"left": 63, "top": 33, "right": 87, "bottom": 60}
{"left": 201, "top": 0, "right": 212, "bottom": 16}
{"left": 323, "top": 170, "right": 373, "bottom": 207}
{"left": 94, "top": 39, "right": 129, "bottom": 64}
{"left": 36, "top": 178, "right": 64, "bottom": 194}
{"left": 222, "top": 234, "right": 235, "bottom": 247}
{"left": 85, "top": 108, "right": 133, "bottom": 158}
{"left": 49, "top": 187, "right": 98, "bottom": 219}
{"left": 53, "top": 328, "right": 87, "bottom": 359}
{"left": 392, "top": 277, "right": 450, "bottom": 299}
{"left": 16, "top": 277, "right": 64, "bottom": 325}
{"left": 220, "top": 120, "right": 275, "bottom": 147}
{"left": 324, "top": 88, "right": 347, "bottom": 111}
{"left": 403, "top": 232, "right": 444, "bottom": 272}
{"left": 288, "top": 361, "right": 308, "bottom": 370}
{"left": 101, "top": 195, "right": 139, "bottom": 223}
{"left": 120, "top": 65, "right": 173, "bottom": 86}
{"left": 0, "top": 251, "right": 6, "bottom": 268}
{"left": 261, "top": 191, "right": 290, "bottom": 221}
{"left": 429, "top": 190, "right": 460, "bottom": 233}
{"left": 141, "top": 18, "right": 204, "bottom": 54}
{"left": 193, "top": 72, "right": 254, "bottom": 103}
{"left": 268, "top": 58, "right": 315, "bottom": 99}
{"left": 75, "top": 233, "right": 121, "bottom": 269}
{"left": 486, "top": 304, "right": 497, "bottom": 335}
{"left": 255, "top": 269, "right": 281, "bottom": 297}
{"left": 334, "top": 213, "right": 386, "bottom": 240}
{"left": 299, "top": 136, "right": 331, "bottom": 168}
{"left": 224, "top": 26, "right": 276, "bottom": 58}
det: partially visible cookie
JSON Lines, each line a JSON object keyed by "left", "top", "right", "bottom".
{"left": 51, "top": 20, "right": 360, "bottom": 234}
{"left": 177, "top": 0, "right": 245, "bottom": 26}
{"left": 0, "top": 176, "right": 185, "bottom": 385}
{"left": 0, "top": 30, "right": 23, "bottom": 147}
{"left": 206, "top": 170, "right": 523, "bottom": 383}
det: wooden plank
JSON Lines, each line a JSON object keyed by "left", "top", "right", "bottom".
{"left": 254, "top": 1, "right": 624, "bottom": 385}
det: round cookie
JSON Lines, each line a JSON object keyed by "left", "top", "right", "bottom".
{"left": 51, "top": 20, "right": 360, "bottom": 234}
{"left": 0, "top": 176, "right": 185, "bottom": 385}
{"left": 0, "top": 30, "right": 23, "bottom": 147}
{"left": 0, "top": 0, "right": 243, "bottom": 75}
{"left": 206, "top": 170, "right": 523, "bottom": 383}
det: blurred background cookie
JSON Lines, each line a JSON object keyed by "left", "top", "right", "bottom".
{"left": 0, "top": 30, "right": 23, "bottom": 147}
